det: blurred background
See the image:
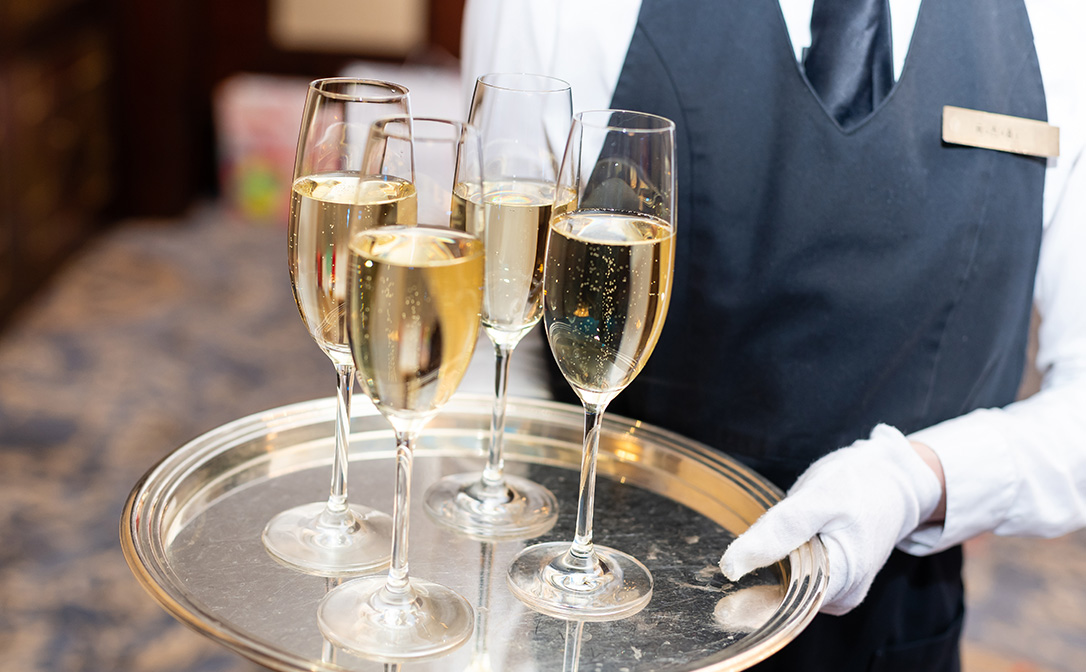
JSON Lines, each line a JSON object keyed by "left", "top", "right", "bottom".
{"left": 0, "top": 0, "right": 465, "bottom": 313}
{"left": 1, "top": 1, "right": 1084, "bottom": 670}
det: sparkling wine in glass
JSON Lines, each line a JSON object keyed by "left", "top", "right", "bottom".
{"left": 263, "top": 78, "right": 411, "bottom": 575}
{"left": 424, "top": 73, "right": 572, "bottom": 540}
{"left": 506, "top": 110, "right": 677, "bottom": 620}
{"left": 318, "top": 116, "right": 484, "bottom": 661}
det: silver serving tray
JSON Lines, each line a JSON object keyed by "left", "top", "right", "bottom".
{"left": 121, "top": 394, "right": 826, "bottom": 671}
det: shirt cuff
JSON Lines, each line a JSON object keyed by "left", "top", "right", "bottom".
{"left": 896, "top": 409, "right": 1018, "bottom": 555}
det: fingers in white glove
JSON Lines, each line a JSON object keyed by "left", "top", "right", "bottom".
{"left": 719, "top": 491, "right": 825, "bottom": 581}
{"left": 718, "top": 424, "right": 943, "bottom": 615}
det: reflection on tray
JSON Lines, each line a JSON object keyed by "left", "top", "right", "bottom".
{"left": 122, "top": 394, "right": 825, "bottom": 671}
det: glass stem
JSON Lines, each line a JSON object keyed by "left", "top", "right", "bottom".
{"left": 483, "top": 343, "right": 514, "bottom": 489}
{"left": 326, "top": 362, "right": 353, "bottom": 517}
{"left": 563, "top": 620, "right": 585, "bottom": 672}
{"left": 569, "top": 403, "right": 607, "bottom": 563}
{"left": 384, "top": 429, "right": 418, "bottom": 600}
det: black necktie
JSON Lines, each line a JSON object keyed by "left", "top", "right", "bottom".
{"left": 804, "top": 0, "right": 894, "bottom": 128}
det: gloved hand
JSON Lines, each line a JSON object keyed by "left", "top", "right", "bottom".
{"left": 719, "top": 424, "right": 943, "bottom": 615}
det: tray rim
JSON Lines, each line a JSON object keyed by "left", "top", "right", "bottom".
{"left": 120, "top": 393, "right": 827, "bottom": 671}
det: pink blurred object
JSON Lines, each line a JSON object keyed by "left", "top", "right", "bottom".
{"left": 213, "top": 73, "right": 309, "bottom": 225}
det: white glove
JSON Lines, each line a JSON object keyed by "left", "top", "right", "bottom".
{"left": 719, "top": 424, "right": 943, "bottom": 615}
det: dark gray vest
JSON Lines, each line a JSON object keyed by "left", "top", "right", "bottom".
{"left": 599, "top": 0, "right": 1046, "bottom": 669}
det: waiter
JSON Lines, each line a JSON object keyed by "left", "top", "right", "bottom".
{"left": 461, "top": 1, "right": 1086, "bottom": 670}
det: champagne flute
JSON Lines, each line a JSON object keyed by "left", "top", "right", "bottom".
{"left": 506, "top": 110, "right": 677, "bottom": 620}
{"left": 318, "top": 116, "right": 483, "bottom": 660}
{"left": 263, "top": 78, "right": 410, "bottom": 574}
{"left": 424, "top": 73, "right": 572, "bottom": 539}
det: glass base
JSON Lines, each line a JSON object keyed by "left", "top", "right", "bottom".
{"left": 262, "top": 502, "right": 393, "bottom": 575}
{"left": 318, "top": 575, "right": 474, "bottom": 662}
{"left": 423, "top": 472, "right": 558, "bottom": 540}
{"left": 506, "top": 541, "right": 653, "bottom": 621}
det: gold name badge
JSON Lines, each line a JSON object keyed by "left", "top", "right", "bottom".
{"left": 942, "top": 105, "right": 1059, "bottom": 158}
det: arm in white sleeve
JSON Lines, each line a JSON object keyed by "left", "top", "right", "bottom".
{"left": 460, "top": 0, "right": 639, "bottom": 114}
{"left": 899, "top": 5, "right": 1086, "bottom": 552}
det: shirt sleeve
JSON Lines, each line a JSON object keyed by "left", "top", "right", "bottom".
{"left": 899, "top": 1, "right": 1086, "bottom": 554}
{"left": 460, "top": 0, "right": 640, "bottom": 114}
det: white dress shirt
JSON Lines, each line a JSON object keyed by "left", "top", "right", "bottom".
{"left": 461, "top": 0, "right": 1086, "bottom": 553}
